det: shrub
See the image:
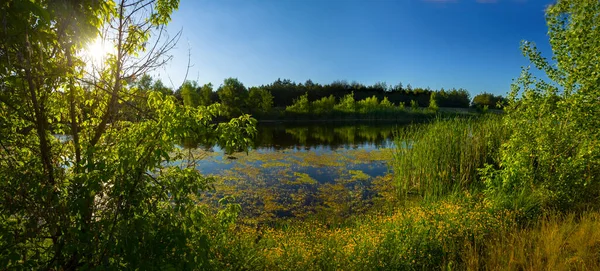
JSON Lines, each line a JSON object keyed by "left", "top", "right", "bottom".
{"left": 286, "top": 93, "right": 311, "bottom": 114}
{"left": 311, "top": 95, "right": 336, "bottom": 116}
{"left": 482, "top": 0, "right": 600, "bottom": 212}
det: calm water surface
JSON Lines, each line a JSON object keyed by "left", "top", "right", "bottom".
{"left": 186, "top": 122, "right": 402, "bottom": 220}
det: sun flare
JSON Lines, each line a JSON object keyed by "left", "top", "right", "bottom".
{"left": 83, "top": 36, "right": 114, "bottom": 65}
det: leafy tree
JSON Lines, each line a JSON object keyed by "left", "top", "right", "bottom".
{"left": 380, "top": 97, "right": 394, "bottom": 109}
{"left": 218, "top": 77, "right": 249, "bottom": 117}
{"left": 137, "top": 74, "right": 154, "bottom": 92}
{"left": 483, "top": 0, "right": 600, "bottom": 211}
{"left": 199, "top": 83, "right": 214, "bottom": 106}
{"left": 334, "top": 92, "right": 356, "bottom": 113}
{"left": 0, "top": 0, "right": 255, "bottom": 269}
{"left": 181, "top": 80, "right": 200, "bottom": 107}
{"left": 312, "top": 95, "right": 336, "bottom": 115}
{"left": 357, "top": 95, "right": 379, "bottom": 113}
{"left": 286, "top": 93, "right": 311, "bottom": 114}
{"left": 153, "top": 79, "right": 172, "bottom": 96}
{"left": 429, "top": 92, "right": 439, "bottom": 112}
{"left": 248, "top": 87, "right": 273, "bottom": 114}
{"left": 472, "top": 92, "right": 505, "bottom": 109}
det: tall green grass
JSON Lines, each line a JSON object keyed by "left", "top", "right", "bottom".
{"left": 393, "top": 116, "right": 508, "bottom": 199}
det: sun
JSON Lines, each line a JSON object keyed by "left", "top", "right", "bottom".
{"left": 82, "top": 36, "right": 114, "bottom": 66}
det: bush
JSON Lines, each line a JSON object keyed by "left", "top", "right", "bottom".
{"left": 311, "top": 95, "right": 336, "bottom": 116}
{"left": 482, "top": 0, "right": 600, "bottom": 212}
{"left": 285, "top": 93, "right": 311, "bottom": 114}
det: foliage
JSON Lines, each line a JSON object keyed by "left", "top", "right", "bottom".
{"left": 181, "top": 80, "right": 200, "bottom": 107}
{"left": 333, "top": 92, "right": 356, "bottom": 113}
{"left": 429, "top": 92, "right": 439, "bottom": 112}
{"left": 0, "top": 0, "right": 256, "bottom": 269}
{"left": 356, "top": 95, "right": 379, "bottom": 113}
{"left": 198, "top": 83, "right": 214, "bottom": 106}
{"left": 217, "top": 77, "right": 249, "bottom": 117}
{"left": 410, "top": 100, "right": 419, "bottom": 110}
{"left": 437, "top": 88, "right": 471, "bottom": 108}
{"left": 311, "top": 95, "right": 336, "bottom": 116}
{"left": 285, "top": 93, "right": 311, "bottom": 114}
{"left": 472, "top": 92, "right": 505, "bottom": 109}
{"left": 482, "top": 0, "right": 600, "bottom": 212}
{"left": 248, "top": 87, "right": 274, "bottom": 115}
{"left": 261, "top": 79, "right": 474, "bottom": 109}
{"left": 380, "top": 96, "right": 394, "bottom": 109}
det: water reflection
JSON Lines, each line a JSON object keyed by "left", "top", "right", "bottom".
{"left": 183, "top": 122, "right": 400, "bottom": 151}
{"left": 183, "top": 122, "right": 402, "bottom": 222}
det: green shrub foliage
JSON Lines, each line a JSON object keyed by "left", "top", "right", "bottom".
{"left": 0, "top": 1, "right": 256, "bottom": 269}
{"left": 482, "top": 0, "right": 600, "bottom": 211}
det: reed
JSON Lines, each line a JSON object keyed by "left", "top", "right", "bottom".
{"left": 393, "top": 115, "right": 508, "bottom": 199}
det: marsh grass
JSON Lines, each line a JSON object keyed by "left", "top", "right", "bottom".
{"left": 462, "top": 211, "right": 600, "bottom": 270}
{"left": 393, "top": 116, "right": 508, "bottom": 199}
{"left": 208, "top": 196, "right": 519, "bottom": 270}
{"left": 206, "top": 199, "right": 600, "bottom": 271}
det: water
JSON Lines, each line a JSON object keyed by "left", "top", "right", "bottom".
{"left": 185, "top": 122, "right": 402, "bottom": 220}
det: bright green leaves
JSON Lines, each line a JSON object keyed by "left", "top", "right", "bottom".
{"left": 217, "top": 77, "right": 250, "bottom": 117}
{"left": 150, "top": 0, "right": 179, "bottom": 25}
{"left": 483, "top": 0, "right": 600, "bottom": 212}
{"left": 181, "top": 80, "right": 200, "bottom": 107}
{"left": 286, "top": 93, "right": 311, "bottom": 114}
{"left": 125, "top": 24, "right": 151, "bottom": 56}
{"left": 0, "top": 0, "right": 255, "bottom": 269}
{"left": 217, "top": 114, "right": 258, "bottom": 155}
{"left": 334, "top": 92, "right": 356, "bottom": 113}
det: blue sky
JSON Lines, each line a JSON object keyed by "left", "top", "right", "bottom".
{"left": 156, "top": 0, "right": 555, "bottom": 96}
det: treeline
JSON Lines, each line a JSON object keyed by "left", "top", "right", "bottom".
{"left": 259, "top": 79, "right": 472, "bottom": 109}
{"left": 134, "top": 75, "right": 504, "bottom": 118}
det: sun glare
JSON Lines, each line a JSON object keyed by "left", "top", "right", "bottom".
{"left": 83, "top": 36, "right": 114, "bottom": 66}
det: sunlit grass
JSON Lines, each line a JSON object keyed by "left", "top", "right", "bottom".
{"left": 209, "top": 196, "right": 520, "bottom": 270}
{"left": 393, "top": 115, "right": 508, "bottom": 200}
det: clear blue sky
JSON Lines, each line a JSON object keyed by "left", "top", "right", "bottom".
{"left": 156, "top": 0, "right": 555, "bottom": 97}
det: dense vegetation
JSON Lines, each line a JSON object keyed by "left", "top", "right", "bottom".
{"left": 154, "top": 75, "right": 486, "bottom": 119}
{"left": 1, "top": 0, "right": 599, "bottom": 270}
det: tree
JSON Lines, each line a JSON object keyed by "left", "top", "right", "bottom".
{"left": 429, "top": 92, "right": 439, "bottom": 112}
{"left": 181, "top": 80, "right": 200, "bottom": 107}
{"left": 483, "top": 0, "right": 600, "bottom": 211}
{"left": 472, "top": 92, "right": 505, "bottom": 109}
{"left": 357, "top": 95, "right": 379, "bottom": 113}
{"left": 218, "top": 77, "right": 249, "bottom": 117}
{"left": 248, "top": 87, "right": 273, "bottom": 114}
{"left": 153, "top": 79, "right": 172, "bottom": 96}
{"left": 311, "top": 95, "right": 336, "bottom": 115}
{"left": 199, "top": 83, "right": 214, "bottom": 106}
{"left": 286, "top": 93, "right": 311, "bottom": 114}
{"left": 334, "top": 92, "right": 356, "bottom": 113}
{"left": 0, "top": 0, "right": 255, "bottom": 269}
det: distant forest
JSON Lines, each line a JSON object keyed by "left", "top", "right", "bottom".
{"left": 133, "top": 75, "right": 505, "bottom": 116}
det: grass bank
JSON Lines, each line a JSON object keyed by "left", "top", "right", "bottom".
{"left": 205, "top": 198, "right": 600, "bottom": 270}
